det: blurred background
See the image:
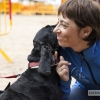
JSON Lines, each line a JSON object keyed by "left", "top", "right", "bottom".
{"left": 0, "top": 0, "right": 64, "bottom": 15}
{"left": 0, "top": 0, "right": 66, "bottom": 90}
{"left": 0, "top": 0, "right": 99, "bottom": 90}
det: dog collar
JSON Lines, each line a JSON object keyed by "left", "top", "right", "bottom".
{"left": 28, "top": 59, "right": 59, "bottom": 69}
{"left": 28, "top": 62, "right": 39, "bottom": 68}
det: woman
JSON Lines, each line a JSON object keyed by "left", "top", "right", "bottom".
{"left": 53, "top": 0, "right": 100, "bottom": 100}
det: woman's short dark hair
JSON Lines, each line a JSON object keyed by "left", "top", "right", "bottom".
{"left": 58, "top": 0, "right": 100, "bottom": 46}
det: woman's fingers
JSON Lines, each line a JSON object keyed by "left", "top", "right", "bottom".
{"left": 58, "top": 68, "right": 69, "bottom": 81}
{"left": 54, "top": 51, "right": 58, "bottom": 60}
{"left": 57, "top": 64, "right": 69, "bottom": 72}
{"left": 56, "top": 56, "right": 71, "bottom": 81}
{"left": 60, "top": 56, "right": 65, "bottom": 61}
{"left": 57, "top": 56, "right": 71, "bottom": 70}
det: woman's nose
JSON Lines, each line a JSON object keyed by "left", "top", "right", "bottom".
{"left": 53, "top": 26, "right": 60, "bottom": 34}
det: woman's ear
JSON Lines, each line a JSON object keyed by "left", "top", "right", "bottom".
{"left": 83, "top": 26, "right": 92, "bottom": 38}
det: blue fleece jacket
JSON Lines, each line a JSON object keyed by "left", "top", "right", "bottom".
{"left": 60, "top": 40, "right": 100, "bottom": 100}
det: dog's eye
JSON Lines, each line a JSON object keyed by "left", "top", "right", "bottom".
{"left": 34, "top": 41, "right": 40, "bottom": 46}
{"left": 44, "top": 45, "right": 50, "bottom": 50}
{"left": 36, "top": 42, "right": 40, "bottom": 45}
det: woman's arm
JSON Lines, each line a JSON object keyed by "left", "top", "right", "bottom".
{"left": 55, "top": 55, "right": 71, "bottom": 99}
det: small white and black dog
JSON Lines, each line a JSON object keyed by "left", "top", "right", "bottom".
{"left": 0, "top": 25, "right": 62, "bottom": 100}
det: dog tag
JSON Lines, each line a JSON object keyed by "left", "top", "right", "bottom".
{"left": 31, "top": 66, "right": 39, "bottom": 69}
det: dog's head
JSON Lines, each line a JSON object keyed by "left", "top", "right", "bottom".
{"left": 28, "top": 25, "right": 59, "bottom": 76}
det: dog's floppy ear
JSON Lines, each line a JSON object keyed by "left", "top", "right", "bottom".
{"left": 38, "top": 45, "right": 52, "bottom": 76}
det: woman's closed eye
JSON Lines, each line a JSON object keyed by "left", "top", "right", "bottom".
{"left": 58, "top": 22, "right": 68, "bottom": 29}
{"left": 61, "top": 24, "right": 67, "bottom": 29}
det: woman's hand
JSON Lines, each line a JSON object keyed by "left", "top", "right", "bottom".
{"left": 55, "top": 52, "right": 71, "bottom": 81}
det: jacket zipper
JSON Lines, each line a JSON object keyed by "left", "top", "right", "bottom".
{"left": 80, "top": 52, "right": 100, "bottom": 86}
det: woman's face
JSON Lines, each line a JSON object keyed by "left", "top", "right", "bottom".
{"left": 53, "top": 14, "right": 88, "bottom": 51}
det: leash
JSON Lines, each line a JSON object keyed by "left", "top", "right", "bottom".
{"left": 0, "top": 62, "right": 39, "bottom": 78}
{"left": 0, "top": 74, "right": 21, "bottom": 78}
{"left": 0, "top": 59, "right": 59, "bottom": 79}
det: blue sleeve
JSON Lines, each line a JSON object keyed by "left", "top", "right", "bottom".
{"left": 60, "top": 79, "right": 71, "bottom": 100}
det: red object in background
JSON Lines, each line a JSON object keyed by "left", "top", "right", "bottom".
{"left": 8, "top": 0, "right": 12, "bottom": 20}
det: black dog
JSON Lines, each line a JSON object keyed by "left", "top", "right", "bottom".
{"left": 0, "top": 25, "right": 62, "bottom": 100}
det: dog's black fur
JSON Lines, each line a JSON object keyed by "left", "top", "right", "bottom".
{"left": 0, "top": 25, "right": 62, "bottom": 100}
